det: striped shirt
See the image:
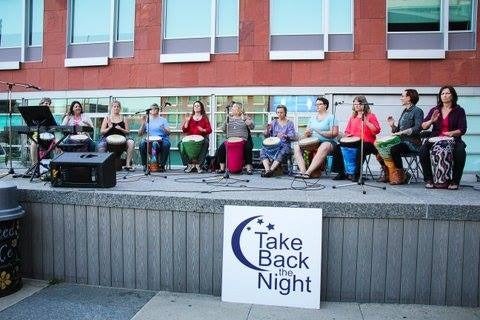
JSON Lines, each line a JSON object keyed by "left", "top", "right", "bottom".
{"left": 222, "top": 117, "right": 255, "bottom": 140}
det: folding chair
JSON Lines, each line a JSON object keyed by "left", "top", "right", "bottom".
{"left": 363, "top": 153, "right": 376, "bottom": 181}
{"left": 402, "top": 152, "right": 422, "bottom": 183}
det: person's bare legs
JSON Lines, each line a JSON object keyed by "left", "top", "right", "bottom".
{"left": 293, "top": 144, "right": 306, "bottom": 174}
{"left": 305, "top": 143, "right": 333, "bottom": 176}
{"left": 126, "top": 139, "right": 134, "bottom": 167}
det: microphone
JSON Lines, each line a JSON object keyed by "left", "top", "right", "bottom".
{"left": 135, "top": 108, "right": 152, "bottom": 115}
{"left": 27, "top": 84, "right": 41, "bottom": 91}
{"left": 334, "top": 101, "right": 344, "bottom": 106}
{"left": 363, "top": 102, "right": 374, "bottom": 105}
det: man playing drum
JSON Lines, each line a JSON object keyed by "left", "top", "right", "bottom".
{"left": 293, "top": 97, "right": 338, "bottom": 179}
{"left": 179, "top": 100, "right": 212, "bottom": 173}
{"left": 260, "top": 105, "right": 296, "bottom": 177}
{"left": 138, "top": 103, "right": 171, "bottom": 172}
{"left": 419, "top": 86, "right": 467, "bottom": 190}
{"left": 384, "top": 89, "right": 424, "bottom": 184}
{"left": 97, "top": 100, "right": 135, "bottom": 171}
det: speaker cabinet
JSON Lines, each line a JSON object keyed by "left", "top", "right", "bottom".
{"left": 50, "top": 152, "right": 116, "bottom": 188}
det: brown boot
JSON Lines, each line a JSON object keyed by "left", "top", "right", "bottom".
{"left": 375, "top": 154, "right": 390, "bottom": 183}
{"left": 390, "top": 169, "right": 406, "bottom": 185}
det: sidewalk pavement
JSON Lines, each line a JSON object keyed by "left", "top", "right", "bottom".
{"left": 0, "top": 279, "right": 479, "bottom": 320}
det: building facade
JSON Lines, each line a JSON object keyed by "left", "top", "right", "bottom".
{"left": 0, "top": 0, "right": 479, "bottom": 170}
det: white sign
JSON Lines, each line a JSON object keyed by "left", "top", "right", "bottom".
{"left": 221, "top": 205, "right": 322, "bottom": 309}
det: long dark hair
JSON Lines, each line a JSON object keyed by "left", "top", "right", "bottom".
{"left": 191, "top": 100, "right": 206, "bottom": 116}
{"left": 68, "top": 100, "right": 83, "bottom": 115}
{"left": 436, "top": 85, "right": 458, "bottom": 107}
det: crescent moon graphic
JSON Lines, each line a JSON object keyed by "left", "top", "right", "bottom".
{"left": 231, "top": 215, "right": 267, "bottom": 271}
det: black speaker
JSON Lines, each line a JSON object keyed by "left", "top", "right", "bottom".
{"left": 50, "top": 152, "right": 116, "bottom": 188}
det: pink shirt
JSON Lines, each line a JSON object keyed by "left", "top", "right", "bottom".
{"left": 440, "top": 114, "right": 449, "bottom": 136}
{"left": 344, "top": 113, "right": 381, "bottom": 144}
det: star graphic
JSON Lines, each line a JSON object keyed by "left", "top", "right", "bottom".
{"left": 257, "top": 219, "right": 264, "bottom": 225}
{"left": 246, "top": 226, "right": 251, "bottom": 231}
{"left": 266, "top": 223, "right": 274, "bottom": 231}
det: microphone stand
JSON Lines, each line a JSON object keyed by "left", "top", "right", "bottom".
{"left": 202, "top": 105, "right": 249, "bottom": 186}
{"left": 0, "top": 80, "right": 41, "bottom": 176}
{"left": 333, "top": 105, "right": 386, "bottom": 194}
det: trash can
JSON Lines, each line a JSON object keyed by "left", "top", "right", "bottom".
{"left": 0, "top": 183, "right": 25, "bottom": 297}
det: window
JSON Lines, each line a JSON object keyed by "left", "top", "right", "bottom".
{"left": 388, "top": 0, "right": 441, "bottom": 32}
{"left": 0, "top": 0, "right": 43, "bottom": 69}
{"left": 71, "top": 0, "right": 110, "bottom": 43}
{"left": 449, "top": 0, "right": 473, "bottom": 30}
{"left": 66, "top": 0, "right": 135, "bottom": 67}
{"left": 387, "top": 0, "right": 477, "bottom": 59}
{"left": 161, "top": 0, "right": 239, "bottom": 63}
{"left": 269, "top": 0, "right": 353, "bottom": 60}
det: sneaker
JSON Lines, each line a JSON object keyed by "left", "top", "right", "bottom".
{"left": 184, "top": 164, "right": 194, "bottom": 173}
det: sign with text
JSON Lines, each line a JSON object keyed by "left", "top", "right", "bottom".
{"left": 221, "top": 205, "right": 322, "bottom": 309}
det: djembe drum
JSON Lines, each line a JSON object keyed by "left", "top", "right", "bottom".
{"left": 181, "top": 135, "right": 204, "bottom": 163}
{"left": 375, "top": 135, "right": 401, "bottom": 177}
{"left": 339, "top": 136, "right": 361, "bottom": 175}
{"left": 429, "top": 136, "right": 455, "bottom": 188}
{"left": 226, "top": 137, "right": 245, "bottom": 174}
{"left": 106, "top": 134, "right": 127, "bottom": 171}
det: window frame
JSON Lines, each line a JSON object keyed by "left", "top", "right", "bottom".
{"left": 269, "top": 0, "right": 354, "bottom": 61}
{"left": 65, "top": 0, "right": 135, "bottom": 67}
{"left": 386, "top": 0, "right": 477, "bottom": 59}
{"left": 0, "top": 0, "right": 43, "bottom": 69}
{"left": 160, "top": 0, "right": 239, "bottom": 63}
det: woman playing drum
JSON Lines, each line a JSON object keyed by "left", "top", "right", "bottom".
{"left": 215, "top": 102, "right": 255, "bottom": 174}
{"left": 97, "top": 100, "right": 135, "bottom": 171}
{"left": 29, "top": 97, "right": 53, "bottom": 165}
{"left": 332, "top": 95, "right": 383, "bottom": 182}
{"left": 419, "top": 86, "right": 467, "bottom": 190}
{"left": 61, "top": 100, "right": 96, "bottom": 152}
{"left": 293, "top": 97, "right": 338, "bottom": 179}
{"left": 179, "top": 100, "right": 212, "bottom": 173}
{"left": 384, "top": 89, "right": 424, "bottom": 184}
{"left": 260, "top": 105, "right": 296, "bottom": 177}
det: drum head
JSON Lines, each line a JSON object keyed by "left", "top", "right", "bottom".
{"left": 148, "top": 135, "right": 162, "bottom": 142}
{"left": 182, "top": 135, "right": 204, "bottom": 143}
{"left": 227, "top": 137, "right": 243, "bottom": 143}
{"left": 340, "top": 136, "right": 360, "bottom": 144}
{"left": 428, "top": 136, "right": 454, "bottom": 143}
{"left": 263, "top": 137, "right": 280, "bottom": 146}
{"left": 106, "top": 134, "right": 127, "bottom": 145}
{"left": 299, "top": 137, "right": 319, "bottom": 147}
{"left": 39, "top": 132, "right": 54, "bottom": 141}
{"left": 70, "top": 134, "right": 88, "bottom": 142}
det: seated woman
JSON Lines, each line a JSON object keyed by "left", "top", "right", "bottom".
{"left": 61, "top": 100, "right": 96, "bottom": 152}
{"left": 260, "top": 104, "right": 296, "bottom": 177}
{"left": 419, "top": 85, "right": 467, "bottom": 190}
{"left": 138, "top": 103, "right": 171, "bottom": 172}
{"left": 179, "top": 100, "right": 212, "bottom": 173}
{"left": 332, "top": 95, "right": 382, "bottom": 182}
{"left": 384, "top": 89, "right": 424, "bottom": 184}
{"left": 293, "top": 97, "right": 338, "bottom": 179}
{"left": 97, "top": 100, "right": 135, "bottom": 171}
{"left": 29, "top": 97, "right": 53, "bottom": 164}
{"left": 215, "top": 102, "right": 255, "bottom": 174}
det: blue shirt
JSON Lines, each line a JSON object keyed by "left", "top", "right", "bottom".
{"left": 146, "top": 116, "right": 170, "bottom": 141}
{"left": 308, "top": 114, "right": 338, "bottom": 143}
